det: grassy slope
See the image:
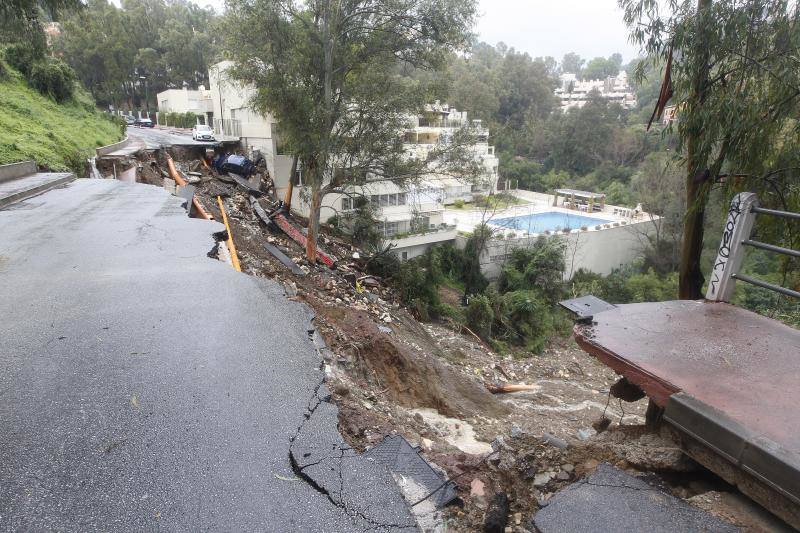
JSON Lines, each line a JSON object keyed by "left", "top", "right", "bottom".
{"left": 0, "top": 66, "right": 122, "bottom": 173}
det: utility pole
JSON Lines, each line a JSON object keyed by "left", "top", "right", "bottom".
{"left": 139, "top": 75, "right": 149, "bottom": 118}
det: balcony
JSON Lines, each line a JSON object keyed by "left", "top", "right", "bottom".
{"left": 213, "top": 118, "right": 242, "bottom": 139}
{"left": 386, "top": 225, "right": 458, "bottom": 249}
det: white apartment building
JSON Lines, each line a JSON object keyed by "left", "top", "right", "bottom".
{"left": 404, "top": 102, "right": 500, "bottom": 203}
{"left": 555, "top": 72, "right": 637, "bottom": 111}
{"left": 156, "top": 87, "right": 214, "bottom": 124}
{"left": 289, "top": 103, "right": 499, "bottom": 259}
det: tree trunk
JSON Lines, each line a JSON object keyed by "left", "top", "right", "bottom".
{"left": 678, "top": 0, "right": 712, "bottom": 300}
{"left": 306, "top": 180, "right": 322, "bottom": 263}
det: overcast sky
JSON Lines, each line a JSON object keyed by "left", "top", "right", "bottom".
{"left": 124, "top": 0, "right": 642, "bottom": 63}
{"left": 475, "top": 0, "right": 641, "bottom": 63}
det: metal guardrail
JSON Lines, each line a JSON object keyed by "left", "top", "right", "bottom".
{"left": 706, "top": 192, "right": 799, "bottom": 302}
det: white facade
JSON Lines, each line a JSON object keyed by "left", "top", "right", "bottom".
{"left": 555, "top": 72, "right": 637, "bottom": 112}
{"left": 403, "top": 102, "right": 500, "bottom": 201}
{"left": 156, "top": 87, "right": 214, "bottom": 122}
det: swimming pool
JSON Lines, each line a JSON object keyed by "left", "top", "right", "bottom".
{"left": 490, "top": 211, "right": 613, "bottom": 233}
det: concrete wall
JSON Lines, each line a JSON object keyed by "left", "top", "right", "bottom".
{"left": 95, "top": 136, "right": 132, "bottom": 157}
{"left": 458, "top": 219, "right": 653, "bottom": 280}
{"left": 0, "top": 161, "right": 37, "bottom": 183}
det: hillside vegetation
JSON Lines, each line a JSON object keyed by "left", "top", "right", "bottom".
{"left": 0, "top": 64, "right": 122, "bottom": 174}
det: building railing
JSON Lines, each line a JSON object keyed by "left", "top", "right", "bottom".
{"left": 213, "top": 118, "right": 241, "bottom": 138}
{"left": 706, "top": 193, "right": 800, "bottom": 302}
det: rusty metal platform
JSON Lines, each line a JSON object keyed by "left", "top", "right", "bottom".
{"left": 574, "top": 300, "right": 800, "bottom": 520}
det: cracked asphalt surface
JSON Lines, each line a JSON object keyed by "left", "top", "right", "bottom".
{"left": 0, "top": 179, "right": 414, "bottom": 531}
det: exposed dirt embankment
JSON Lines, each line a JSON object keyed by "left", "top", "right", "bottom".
{"left": 310, "top": 296, "right": 509, "bottom": 421}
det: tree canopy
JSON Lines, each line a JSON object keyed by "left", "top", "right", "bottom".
{"left": 57, "top": 0, "right": 219, "bottom": 109}
{"left": 622, "top": 0, "right": 800, "bottom": 297}
{"left": 222, "top": 0, "right": 479, "bottom": 261}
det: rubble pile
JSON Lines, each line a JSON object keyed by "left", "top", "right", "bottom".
{"left": 124, "top": 150, "right": 759, "bottom": 532}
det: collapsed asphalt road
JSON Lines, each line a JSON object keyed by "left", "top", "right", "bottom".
{"left": 0, "top": 180, "right": 415, "bottom": 531}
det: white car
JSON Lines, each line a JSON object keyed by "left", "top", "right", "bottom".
{"left": 192, "top": 124, "right": 215, "bottom": 141}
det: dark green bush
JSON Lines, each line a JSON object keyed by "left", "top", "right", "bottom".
{"left": 28, "top": 58, "right": 75, "bottom": 102}
{"left": 498, "top": 236, "right": 566, "bottom": 303}
{"left": 4, "top": 43, "right": 39, "bottom": 77}
{"left": 466, "top": 294, "right": 493, "bottom": 339}
{"left": 163, "top": 111, "right": 200, "bottom": 129}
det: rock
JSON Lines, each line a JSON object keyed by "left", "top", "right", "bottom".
{"left": 283, "top": 281, "right": 298, "bottom": 298}
{"left": 470, "top": 478, "right": 487, "bottom": 508}
{"left": 577, "top": 428, "right": 596, "bottom": 440}
{"left": 514, "top": 512, "right": 522, "bottom": 525}
{"left": 561, "top": 463, "right": 574, "bottom": 473}
{"left": 483, "top": 493, "right": 509, "bottom": 533}
{"left": 583, "top": 459, "right": 599, "bottom": 472}
{"left": 510, "top": 423, "right": 523, "bottom": 439}
{"left": 542, "top": 433, "right": 569, "bottom": 450}
{"left": 556, "top": 470, "right": 570, "bottom": 481}
{"left": 378, "top": 325, "right": 392, "bottom": 334}
{"left": 470, "top": 478, "right": 485, "bottom": 498}
{"left": 533, "top": 472, "right": 554, "bottom": 487}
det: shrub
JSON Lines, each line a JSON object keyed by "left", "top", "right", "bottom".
{"left": 580, "top": 225, "right": 588, "bottom": 231}
{"left": 496, "top": 290, "right": 554, "bottom": 353}
{"left": 4, "top": 43, "right": 39, "bottom": 77}
{"left": 29, "top": 58, "right": 75, "bottom": 102}
{"left": 497, "top": 237, "right": 566, "bottom": 305}
{"left": 594, "top": 225, "right": 602, "bottom": 230}
{"left": 453, "top": 199, "right": 465, "bottom": 209}
{"left": 164, "top": 111, "right": 200, "bottom": 129}
{"left": 561, "top": 227, "right": 571, "bottom": 234}
{"left": 466, "top": 294, "right": 493, "bottom": 339}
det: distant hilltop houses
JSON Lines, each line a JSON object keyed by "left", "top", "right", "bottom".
{"left": 554, "top": 71, "right": 637, "bottom": 112}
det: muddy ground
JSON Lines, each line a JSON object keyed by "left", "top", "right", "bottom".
{"left": 114, "top": 148, "right": 788, "bottom": 532}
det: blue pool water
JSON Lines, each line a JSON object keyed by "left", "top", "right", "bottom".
{"left": 491, "top": 211, "right": 612, "bottom": 233}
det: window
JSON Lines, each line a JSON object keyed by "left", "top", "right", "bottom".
{"left": 389, "top": 194, "right": 398, "bottom": 206}
{"left": 341, "top": 197, "right": 353, "bottom": 211}
{"left": 379, "top": 194, "right": 389, "bottom": 207}
{"left": 397, "top": 193, "right": 407, "bottom": 206}
{"left": 401, "top": 251, "right": 408, "bottom": 260}
{"left": 370, "top": 195, "right": 380, "bottom": 208}
{"left": 383, "top": 221, "right": 401, "bottom": 236}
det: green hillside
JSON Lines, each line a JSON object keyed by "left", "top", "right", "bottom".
{"left": 0, "top": 64, "right": 123, "bottom": 174}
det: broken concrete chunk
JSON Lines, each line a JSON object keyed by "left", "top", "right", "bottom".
{"left": 532, "top": 463, "right": 739, "bottom": 533}
{"left": 364, "top": 434, "right": 458, "bottom": 509}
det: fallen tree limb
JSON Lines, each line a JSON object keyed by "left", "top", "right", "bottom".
{"left": 484, "top": 382, "right": 538, "bottom": 394}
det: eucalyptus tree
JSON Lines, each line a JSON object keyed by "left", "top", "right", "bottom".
{"left": 621, "top": 0, "right": 800, "bottom": 298}
{"left": 223, "top": 0, "right": 479, "bottom": 262}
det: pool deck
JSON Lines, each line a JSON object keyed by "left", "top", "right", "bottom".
{"left": 443, "top": 201, "right": 625, "bottom": 235}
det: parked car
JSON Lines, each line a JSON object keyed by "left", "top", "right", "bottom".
{"left": 123, "top": 115, "right": 136, "bottom": 125}
{"left": 192, "top": 124, "right": 216, "bottom": 141}
{"left": 134, "top": 118, "right": 154, "bottom": 128}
